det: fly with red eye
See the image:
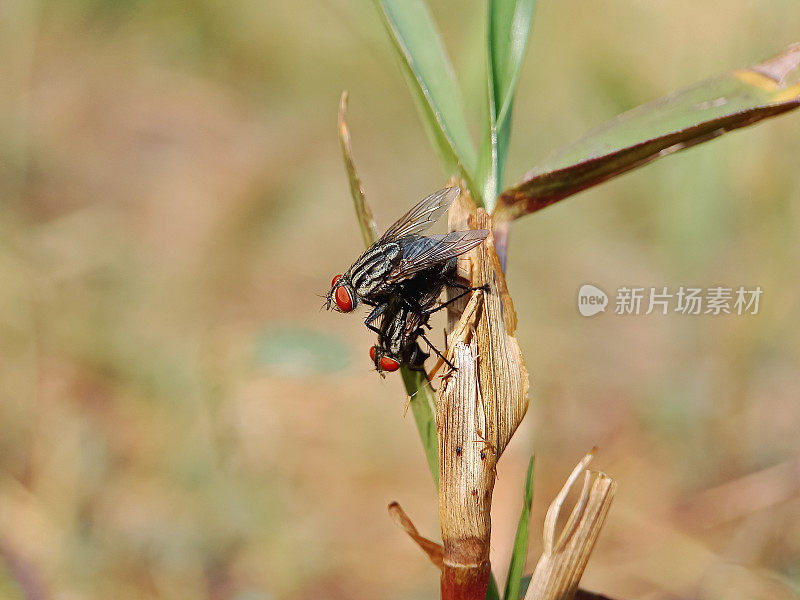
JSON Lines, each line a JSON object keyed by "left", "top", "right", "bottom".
{"left": 325, "top": 186, "right": 490, "bottom": 377}
{"left": 369, "top": 282, "right": 437, "bottom": 375}
{"left": 369, "top": 346, "right": 401, "bottom": 373}
{"left": 324, "top": 186, "right": 489, "bottom": 332}
{"left": 330, "top": 275, "right": 353, "bottom": 312}
{"left": 367, "top": 277, "right": 485, "bottom": 376}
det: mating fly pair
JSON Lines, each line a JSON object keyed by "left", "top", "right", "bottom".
{"left": 326, "top": 187, "right": 488, "bottom": 375}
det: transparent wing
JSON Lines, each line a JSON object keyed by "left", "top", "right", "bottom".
{"left": 386, "top": 229, "right": 489, "bottom": 283}
{"left": 378, "top": 187, "right": 461, "bottom": 243}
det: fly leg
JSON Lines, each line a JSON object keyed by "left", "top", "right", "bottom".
{"left": 427, "top": 286, "right": 484, "bottom": 315}
{"left": 445, "top": 278, "right": 490, "bottom": 294}
{"left": 363, "top": 302, "right": 387, "bottom": 335}
{"left": 417, "top": 284, "right": 489, "bottom": 334}
{"left": 397, "top": 294, "right": 426, "bottom": 315}
{"left": 419, "top": 332, "right": 455, "bottom": 371}
{"left": 396, "top": 284, "right": 485, "bottom": 320}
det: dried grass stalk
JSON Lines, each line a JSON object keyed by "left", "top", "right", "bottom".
{"left": 436, "top": 186, "right": 530, "bottom": 599}
{"left": 437, "top": 341, "right": 493, "bottom": 599}
{"left": 445, "top": 178, "right": 478, "bottom": 331}
{"left": 444, "top": 185, "right": 528, "bottom": 456}
{"left": 525, "top": 452, "right": 617, "bottom": 600}
{"left": 337, "top": 91, "right": 379, "bottom": 247}
{"left": 469, "top": 208, "right": 527, "bottom": 458}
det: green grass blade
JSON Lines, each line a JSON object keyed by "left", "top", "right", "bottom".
{"left": 338, "top": 91, "right": 379, "bottom": 246}
{"left": 486, "top": 572, "right": 501, "bottom": 600}
{"left": 496, "top": 43, "right": 800, "bottom": 221}
{"left": 480, "top": 0, "right": 535, "bottom": 211}
{"left": 478, "top": 77, "right": 500, "bottom": 216}
{"left": 489, "top": 0, "right": 536, "bottom": 128}
{"left": 375, "top": 0, "right": 480, "bottom": 203}
{"left": 517, "top": 575, "right": 531, "bottom": 599}
{"left": 401, "top": 368, "right": 439, "bottom": 487}
{"left": 503, "top": 455, "right": 535, "bottom": 600}
{"left": 337, "top": 104, "right": 438, "bottom": 485}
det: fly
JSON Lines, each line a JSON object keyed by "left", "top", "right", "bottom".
{"left": 326, "top": 186, "right": 489, "bottom": 332}
{"left": 369, "top": 287, "right": 437, "bottom": 375}
{"left": 369, "top": 277, "right": 484, "bottom": 376}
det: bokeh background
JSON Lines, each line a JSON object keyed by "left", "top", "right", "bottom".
{"left": 1, "top": 1, "right": 799, "bottom": 598}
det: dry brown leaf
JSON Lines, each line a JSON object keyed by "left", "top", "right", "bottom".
{"left": 338, "top": 91, "right": 379, "bottom": 247}
{"left": 470, "top": 209, "right": 528, "bottom": 459}
{"left": 526, "top": 452, "right": 617, "bottom": 600}
{"left": 388, "top": 502, "right": 444, "bottom": 570}
{"left": 435, "top": 186, "right": 530, "bottom": 599}
{"left": 437, "top": 342, "right": 493, "bottom": 598}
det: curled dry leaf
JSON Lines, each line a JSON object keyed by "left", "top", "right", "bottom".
{"left": 443, "top": 185, "right": 527, "bottom": 457}
{"left": 388, "top": 502, "right": 444, "bottom": 570}
{"left": 468, "top": 208, "right": 528, "bottom": 458}
{"left": 443, "top": 289, "right": 483, "bottom": 358}
{"left": 543, "top": 449, "right": 596, "bottom": 556}
{"left": 525, "top": 451, "right": 617, "bottom": 600}
{"left": 338, "top": 91, "right": 379, "bottom": 247}
{"left": 482, "top": 223, "right": 517, "bottom": 334}
{"left": 435, "top": 185, "right": 530, "bottom": 599}
{"left": 445, "top": 177, "right": 478, "bottom": 331}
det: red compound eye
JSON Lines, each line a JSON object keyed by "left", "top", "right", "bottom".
{"left": 334, "top": 285, "right": 353, "bottom": 312}
{"left": 379, "top": 356, "right": 401, "bottom": 372}
{"left": 331, "top": 274, "right": 342, "bottom": 287}
{"left": 369, "top": 346, "right": 377, "bottom": 361}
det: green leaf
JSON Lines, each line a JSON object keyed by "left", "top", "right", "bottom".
{"left": 338, "top": 91, "right": 379, "bottom": 247}
{"left": 375, "top": 0, "right": 480, "bottom": 203}
{"left": 480, "top": 0, "right": 535, "bottom": 211}
{"left": 486, "top": 572, "right": 501, "bottom": 600}
{"left": 478, "top": 73, "right": 501, "bottom": 216}
{"left": 495, "top": 43, "right": 800, "bottom": 221}
{"left": 517, "top": 575, "right": 531, "bottom": 599}
{"left": 337, "top": 106, "right": 439, "bottom": 484}
{"left": 503, "top": 455, "right": 535, "bottom": 600}
{"left": 401, "top": 368, "right": 439, "bottom": 487}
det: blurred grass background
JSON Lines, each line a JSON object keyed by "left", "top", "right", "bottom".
{"left": 1, "top": 1, "right": 799, "bottom": 599}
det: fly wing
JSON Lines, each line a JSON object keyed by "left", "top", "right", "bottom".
{"left": 378, "top": 187, "right": 461, "bottom": 243}
{"left": 385, "top": 229, "right": 489, "bottom": 283}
